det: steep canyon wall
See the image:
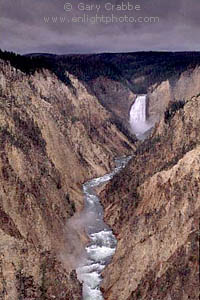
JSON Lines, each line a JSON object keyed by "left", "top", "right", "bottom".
{"left": 0, "top": 59, "right": 135, "bottom": 300}
{"left": 100, "top": 80, "right": 200, "bottom": 299}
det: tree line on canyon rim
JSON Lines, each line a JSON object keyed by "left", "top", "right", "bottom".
{"left": 1, "top": 49, "right": 200, "bottom": 94}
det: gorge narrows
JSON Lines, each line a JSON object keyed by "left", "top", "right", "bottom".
{"left": 129, "top": 95, "right": 153, "bottom": 140}
{"left": 76, "top": 95, "right": 153, "bottom": 299}
{"left": 76, "top": 157, "right": 131, "bottom": 300}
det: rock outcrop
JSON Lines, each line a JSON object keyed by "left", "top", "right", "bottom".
{"left": 89, "top": 76, "right": 136, "bottom": 131}
{"left": 23, "top": 51, "right": 200, "bottom": 136}
{"left": 101, "top": 91, "right": 200, "bottom": 299}
{"left": 1, "top": 50, "right": 200, "bottom": 300}
{"left": 0, "top": 59, "right": 135, "bottom": 299}
{"left": 147, "top": 66, "right": 200, "bottom": 123}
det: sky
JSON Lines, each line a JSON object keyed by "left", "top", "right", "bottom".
{"left": 1, "top": 0, "right": 200, "bottom": 54}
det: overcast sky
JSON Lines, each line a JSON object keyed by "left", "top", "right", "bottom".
{"left": 1, "top": 0, "right": 200, "bottom": 54}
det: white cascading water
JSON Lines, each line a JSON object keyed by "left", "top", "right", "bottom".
{"left": 129, "top": 95, "right": 152, "bottom": 140}
{"left": 75, "top": 96, "right": 153, "bottom": 298}
{"left": 76, "top": 156, "right": 131, "bottom": 300}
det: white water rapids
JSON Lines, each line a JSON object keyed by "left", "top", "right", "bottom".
{"left": 129, "top": 95, "right": 153, "bottom": 140}
{"left": 75, "top": 95, "right": 153, "bottom": 298}
{"left": 76, "top": 156, "right": 131, "bottom": 300}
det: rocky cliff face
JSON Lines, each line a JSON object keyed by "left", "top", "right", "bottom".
{"left": 22, "top": 51, "right": 200, "bottom": 137}
{"left": 89, "top": 76, "right": 136, "bottom": 131}
{"left": 0, "top": 59, "right": 135, "bottom": 299}
{"left": 100, "top": 90, "right": 200, "bottom": 299}
{"left": 147, "top": 66, "right": 200, "bottom": 123}
{"left": 1, "top": 51, "right": 200, "bottom": 300}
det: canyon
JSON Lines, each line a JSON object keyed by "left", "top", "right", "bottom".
{"left": 101, "top": 75, "right": 200, "bottom": 299}
{"left": 0, "top": 57, "right": 134, "bottom": 299}
{"left": 0, "top": 50, "right": 199, "bottom": 299}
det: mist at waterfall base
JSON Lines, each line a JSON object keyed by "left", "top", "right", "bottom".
{"left": 75, "top": 157, "right": 131, "bottom": 300}
{"left": 129, "top": 95, "right": 153, "bottom": 140}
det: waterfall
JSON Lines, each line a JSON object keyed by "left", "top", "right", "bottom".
{"left": 129, "top": 95, "right": 152, "bottom": 140}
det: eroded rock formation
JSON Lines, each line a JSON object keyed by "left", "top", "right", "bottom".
{"left": 147, "top": 66, "right": 200, "bottom": 123}
{"left": 1, "top": 51, "right": 200, "bottom": 300}
{"left": 0, "top": 59, "right": 135, "bottom": 299}
{"left": 100, "top": 90, "right": 200, "bottom": 299}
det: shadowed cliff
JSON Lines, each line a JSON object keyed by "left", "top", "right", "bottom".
{"left": 2, "top": 49, "right": 200, "bottom": 136}
{"left": 100, "top": 81, "right": 200, "bottom": 299}
{"left": 0, "top": 58, "right": 135, "bottom": 299}
{"left": 0, "top": 50, "right": 199, "bottom": 299}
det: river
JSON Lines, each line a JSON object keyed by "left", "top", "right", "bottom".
{"left": 76, "top": 156, "right": 132, "bottom": 300}
{"left": 76, "top": 95, "right": 153, "bottom": 298}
